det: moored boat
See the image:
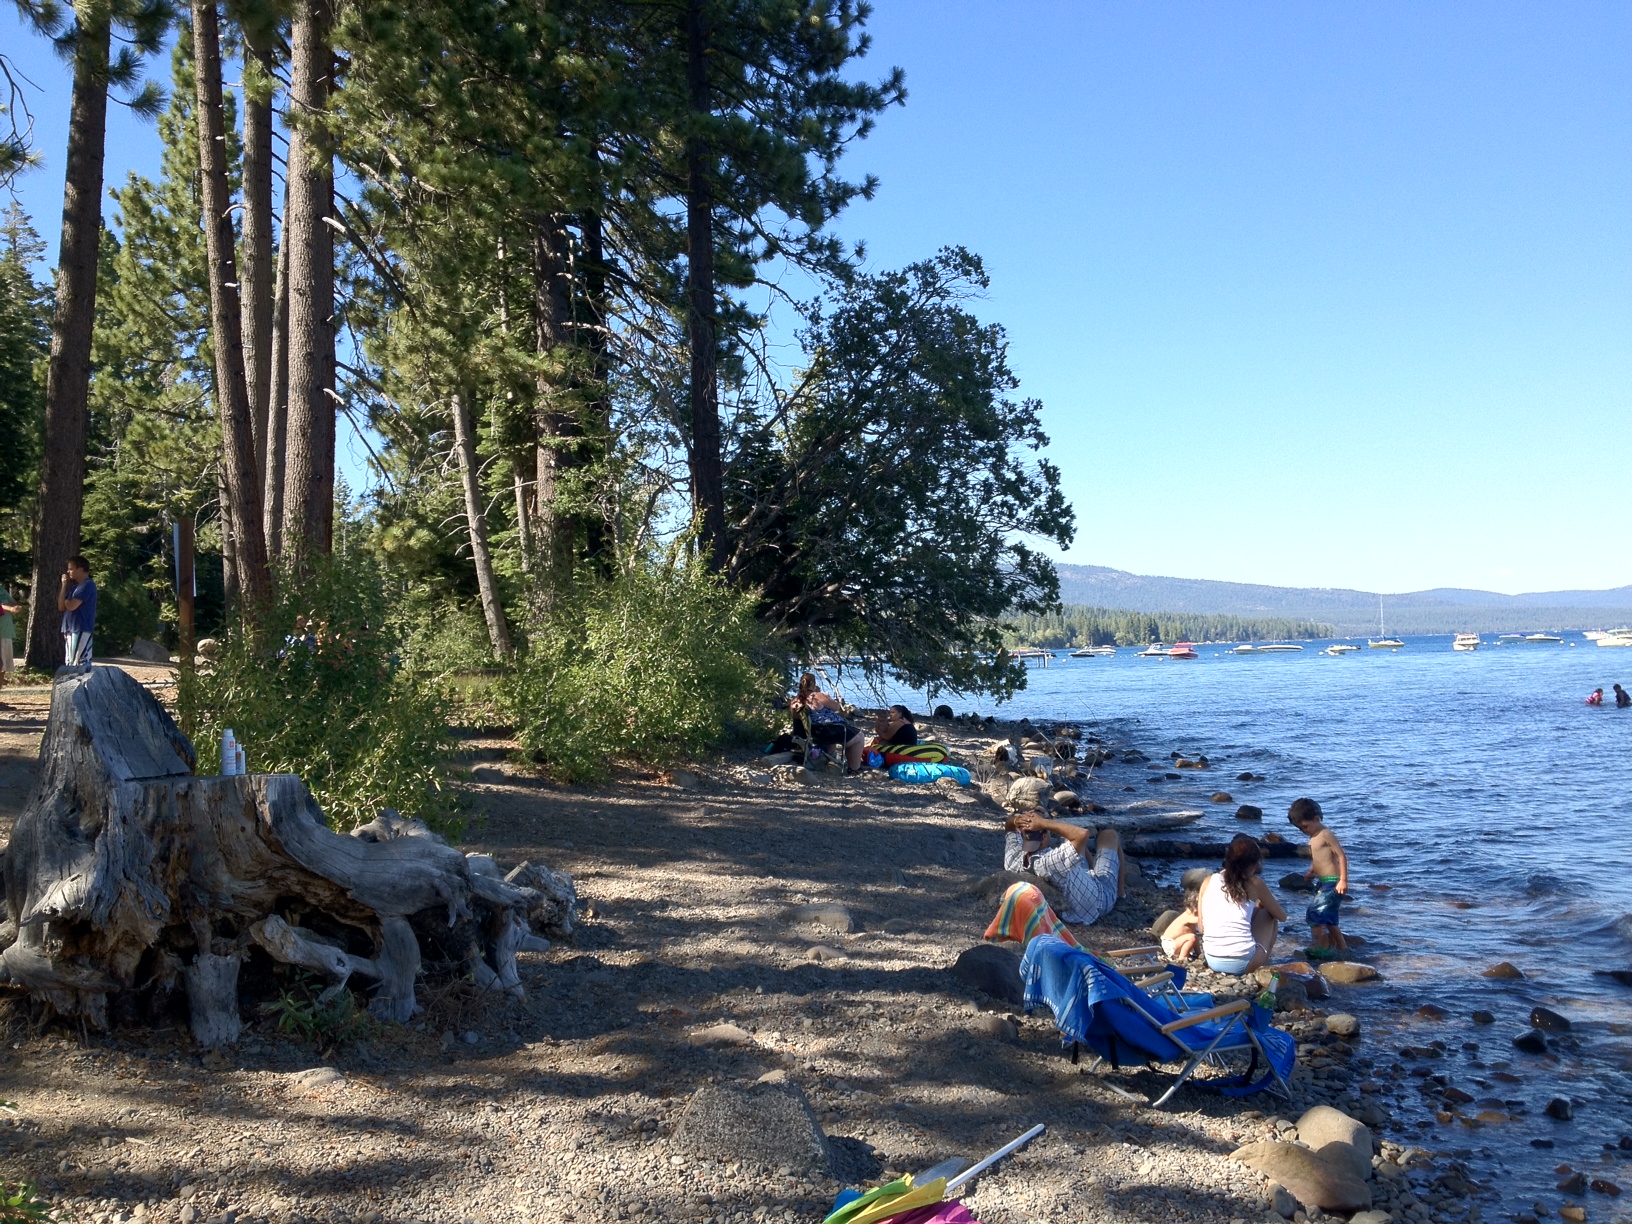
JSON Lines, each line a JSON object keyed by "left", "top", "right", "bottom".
{"left": 1136, "top": 644, "right": 1167, "bottom": 658}
{"left": 1166, "top": 642, "right": 1199, "bottom": 660}
{"left": 1453, "top": 633, "right": 1480, "bottom": 651}
{"left": 1594, "top": 630, "right": 1632, "bottom": 648}
{"left": 1322, "top": 643, "right": 1361, "bottom": 656}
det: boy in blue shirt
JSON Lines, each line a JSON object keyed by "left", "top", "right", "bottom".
{"left": 58, "top": 556, "right": 97, "bottom": 670}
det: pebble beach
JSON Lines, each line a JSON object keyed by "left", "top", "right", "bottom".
{"left": 9, "top": 665, "right": 1616, "bottom": 1224}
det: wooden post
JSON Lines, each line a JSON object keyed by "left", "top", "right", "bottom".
{"left": 177, "top": 517, "right": 196, "bottom": 666}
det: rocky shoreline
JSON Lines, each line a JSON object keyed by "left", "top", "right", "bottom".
{"left": 0, "top": 682, "right": 1624, "bottom": 1224}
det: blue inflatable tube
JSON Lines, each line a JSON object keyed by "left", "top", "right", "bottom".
{"left": 888, "top": 762, "right": 971, "bottom": 785}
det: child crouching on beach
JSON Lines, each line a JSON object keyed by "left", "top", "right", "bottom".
{"left": 1160, "top": 884, "right": 1203, "bottom": 962}
{"left": 1289, "top": 797, "right": 1349, "bottom": 958}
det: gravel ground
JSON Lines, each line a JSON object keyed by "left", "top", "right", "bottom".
{"left": 0, "top": 672, "right": 1484, "bottom": 1224}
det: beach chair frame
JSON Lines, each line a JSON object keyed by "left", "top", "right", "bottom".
{"left": 1097, "top": 992, "right": 1293, "bottom": 1107}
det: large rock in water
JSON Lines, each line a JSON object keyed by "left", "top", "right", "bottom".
{"left": 0, "top": 667, "right": 569, "bottom": 1042}
{"left": 1296, "top": 1105, "right": 1374, "bottom": 1183}
{"left": 951, "top": 943, "right": 1024, "bottom": 1005}
{"left": 1322, "top": 961, "right": 1380, "bottom": 984}
{"left": 1231, "top": 1141, "right": 1372, "bottom": 1213}
{"left": 672, "top": 1082, "right": 831, "bottom": 1175}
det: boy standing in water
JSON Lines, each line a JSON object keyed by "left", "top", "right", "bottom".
{"left": 1289, "top": 797, "right": 1349, "bottom": 957}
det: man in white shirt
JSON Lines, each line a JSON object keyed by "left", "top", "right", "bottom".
{"left": 1002, "top": 809, "right": 1125, "bottom": 926}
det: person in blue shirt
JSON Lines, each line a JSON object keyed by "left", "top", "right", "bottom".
{"left": 58, "top": 555, "right": 97, "bottom": 670}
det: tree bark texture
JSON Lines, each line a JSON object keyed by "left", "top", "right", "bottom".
{"left": 240, "top": 18, "right": 277, "bottom": 487}
{"left": 193, "top": 0, "right": 272, "bottom": 613}
{"left": 265, "top": 231, "right": 290, "bottom": 555}
{"left": 684, "top": 0, "right": 726, "bottom": 571}
{"left": 0, "top": 668, "right": 576, "bottom": 1044}
{"left": 282, "top": 0, "right": 336, "bottom": 563}
{"left": 450, "top": 389, "right": 512, "bottom": 660}
{"left": 24, "top": 6, "right": 111, "bottom": 670}
{"left": 578, "top": 206, "right": 611, "bottom": 569}
{"left": 531, "top": 213, "right": 575, "bottom": 594}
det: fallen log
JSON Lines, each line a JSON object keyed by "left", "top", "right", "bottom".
{"left": 0, "top": 667, "right": 574, "bottom": 1044}
{"left": 1124, "top": 836, "right": 1308, "bottom": 860}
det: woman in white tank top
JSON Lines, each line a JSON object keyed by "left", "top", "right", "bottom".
{"left": 1197, "top": 834, "right": 1287, "bottom": 975}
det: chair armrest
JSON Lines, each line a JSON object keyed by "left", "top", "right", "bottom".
{"left": 1105, "top": 946, "right": 1164, "bottom": 958}
{"left": 1130, "top": 971, "right": 1174, "bottom": 990}
{"left": 1158, "top": 997, "right": 1251, "bottom": 1034}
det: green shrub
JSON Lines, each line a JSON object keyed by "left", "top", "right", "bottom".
{"left": 500, "top": 558, "right": 778, "bottom": 783}
{"left": 177, "top": 558, "right": 457, "bottom": 833}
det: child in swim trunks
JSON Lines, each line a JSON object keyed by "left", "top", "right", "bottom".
{"left": 1159, "top": 884, "right": 1203, "bottom": 962}
{"left": 1289, "top": 797, "right": 1349, "bottom": 957}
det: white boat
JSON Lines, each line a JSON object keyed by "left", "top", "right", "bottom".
{"left": 1070, "top": 645, "right": 1117, "bottom": 657}
{"left": 1595, "top": 631, "right": 1632, "bottom": 648}
{"left": 1232, "top": 643, "right": 1305, "bottom": 654}
{"left": 1135, "top": 644, "right": 1168, "bottom": 658}
{"left": 1452, "top": 633, "right": 1480, "bottom": 652}
{"left": 1323, "top": 643, "right": 1361, "bottom": 656}
{"left": 1519, "top": 633, "right": 1563, "bottom": 645}
{"left": 1368, "top": 599, "right": 1404, "bottom": 649}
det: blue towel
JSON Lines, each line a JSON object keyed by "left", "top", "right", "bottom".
{"left": 1019, "top": 934, "right": 1294, "bottom": 1097}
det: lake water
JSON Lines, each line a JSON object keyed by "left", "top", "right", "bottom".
{"left": 866, "top": 634, "right": 1632, "bottom": 1212}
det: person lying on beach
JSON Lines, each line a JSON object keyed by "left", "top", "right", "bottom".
{"left": 1002, "top": 810, "right": 1124, "bottom": 926}
{"left": 1159, "top": 884, "right": 1203, "bottom": 962}
{"left": 1196, "top": 834, "right": 1286, "bottom": 975}
{"left": 1289, "top": 797, "right": 1350, "bottom": 957}
{"left": 790, "top": 672, "right": 865, "bottom": 772}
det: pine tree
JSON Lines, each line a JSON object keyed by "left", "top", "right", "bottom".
{"left": 0, "top": 204, "right": 49, "bottom": 589}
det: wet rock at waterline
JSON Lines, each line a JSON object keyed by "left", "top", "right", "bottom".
{"left": 1322, "top": 961, "right": 1381, "bottom": 984}
{"left": 1483, "top": 961, "right": 1525, "bottom": 980}
{"left": 1472, "top": 1010, "right": 1495, "bottom": 1024}
{"left": 1530, "top": 1005, "right": 1572, "bottom": 1031}
{"left": 1545, "top": 1097, "right": 1575, "bottom": 1120}
{"left": 1236, "top": 804, "right": 1264, "bottom": 820}
{"left": 1230, "top": 1141, "right": 1372, "bottom": 1213}
{"left": 1513, "top": 1029, "right": 1548, "bottom": 1054}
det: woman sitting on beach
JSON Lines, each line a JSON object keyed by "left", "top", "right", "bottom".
{"left": 790, "top": 673, "right": 866, "bottom": 772}
{"left": 1197, "top": 834, "right": 1286, "bottom": 975}
{"left": 872, "top": 704, "right": 919, "bottom": 748}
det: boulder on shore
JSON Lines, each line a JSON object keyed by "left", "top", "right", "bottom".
{"left": 950, "top": 943, "right": 1024, "bottom": 1005}
{"left": 1296, "top": 1105, "right": 1374, "bottom": 1183}
{"left": 1005, "top": 776, "right": 1051, "bottom": 811}
{"left": 1231, "top": 1141, "right": 1372, "bottom": 1213}
{"left": 128, "top": 637, "right": 171, "bottom": 663}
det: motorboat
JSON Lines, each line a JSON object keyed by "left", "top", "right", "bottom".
{"left": 1136, "top": 644, "right": 1168, "bottom": 658}
{"left": 1367, "top": 598, "right": 1404, "bottom": 649}
{"left": 1322, "top": 643, "right": 1361, "bottom": 656}
{"left": 1069, "top": 645, "right": 1117, "bottom": 657}
{"left": 1518, "top": 633, "right": 1563, "bottom": 645}
{"left": 1452, "top": 633, "right": 1480, "bottom": 652}
{"left": 1166, "top": 643, "right": 1199, "bottom": 660}
{"left": 1240, "top": 642, "right": 1303, "bottom": 654}
{"left": 1594, "top": 630, "right": 1632, "bottom": 648}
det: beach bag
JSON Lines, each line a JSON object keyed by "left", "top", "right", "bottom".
{"left": 881, "top": 740, "right": 950, "bottom": 765}
{"left": 889, "top": 762, "right": 971, "bottom": 785}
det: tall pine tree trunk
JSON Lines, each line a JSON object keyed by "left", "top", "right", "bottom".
{"left": 450, "top": 389, "right": 511, "bottom": 660}
{"left": 24, "top": 3, "right": 111, "bottom": 670}
{"left": 264, "top": 229, "right": 289, "bottom": 555}
{"left": 240, "top": 17, "right": 277, "bottom": 488}
{"left": 579, "top": 205, "right": 611, "bottom": 570}
{"left": 684, "top": 0, "right": 726, "bottom": 572}
{"left": 193, "top": 0, "right": 271, "bottom": 612}
{"left": 281, "top": 0, "right": 335, "bottom": 563}
{"left": 531, "top": 213, "right": 574, "bottom": 596}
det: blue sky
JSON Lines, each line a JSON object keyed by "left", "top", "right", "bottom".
{"left": 5, "top": 1, "right": 1629, "bottom": 594}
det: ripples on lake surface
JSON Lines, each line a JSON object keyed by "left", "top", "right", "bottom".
{"left": 870, "top": 634, "right": 1632, "bottom": 1205}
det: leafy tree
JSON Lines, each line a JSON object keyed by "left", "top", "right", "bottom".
{"left": 727, "top": 247, "right": 1074, "bottom": 698}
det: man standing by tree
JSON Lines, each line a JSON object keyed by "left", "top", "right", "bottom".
{"left": 58, "top": 556, "right": 96, "bottom": 671}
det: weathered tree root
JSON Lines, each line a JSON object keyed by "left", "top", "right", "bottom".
{"left": 0, "top": 667, "right": 574, "bottom": 1044}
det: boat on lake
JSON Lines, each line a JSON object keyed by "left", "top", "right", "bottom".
{"left": 1323, "top": 643, "right": 1361, "bottom": 656}
{"left": 1070, "top": 645, "right": 1117, "bottom": 657}
{"left": 1593, "top": 630, "right": 1632, "bottom": 648}
{"left": 1135, "top": 644, "right": 1167, "bottom": 658}
{"left": 1503, "top": 633, "right": 1563, "bottom": 645}
{"left": 1231, "top": 643, "right": 1305, "bottom": 654}
{"left": 1453, "top": 633, "right": 1480, "bottom": 652}
{"left": 1166, "top": 643, "right": 1199, "bottom": 660}
{"left": 1368, "top": 599, "right": 1405, "bottom": 649}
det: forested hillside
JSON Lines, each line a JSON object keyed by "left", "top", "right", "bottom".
{"left": 1006, "top": 605, "right": 1333, "bottom": 649}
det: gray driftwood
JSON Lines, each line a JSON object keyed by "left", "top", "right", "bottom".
{"left": 0, "top": 667, "right": 574, "bottom": 1044}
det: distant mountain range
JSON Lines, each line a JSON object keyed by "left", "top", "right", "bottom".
{"left": 1054, "top": 565, "right": 1632, "bottom": 636}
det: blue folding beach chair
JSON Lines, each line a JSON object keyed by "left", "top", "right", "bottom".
{"left": 1019, "top": 934, "right": 1295, "bottom": 1107}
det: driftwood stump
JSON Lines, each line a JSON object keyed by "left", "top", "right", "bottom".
{"left": 0, "top": 667, "right": 574, "bottom": 1044}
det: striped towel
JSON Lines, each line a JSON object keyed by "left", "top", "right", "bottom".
{"left": 984, "top": 882, "right": 1080, "bottom": 949}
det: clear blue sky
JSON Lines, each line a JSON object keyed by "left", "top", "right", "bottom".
{"left": 6, "top": 1, "right": 1629, "bottom": 595}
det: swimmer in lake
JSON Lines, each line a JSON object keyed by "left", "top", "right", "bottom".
{"left": 1616, "top": 683, "right": 1631, "bottom": 709}
{"left": 1586, "top": 688, "right": 1604, "bottom": 706}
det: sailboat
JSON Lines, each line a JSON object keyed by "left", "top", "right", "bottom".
{"left": 1368, "top": 599, "right": 1404, "bottom": 649}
